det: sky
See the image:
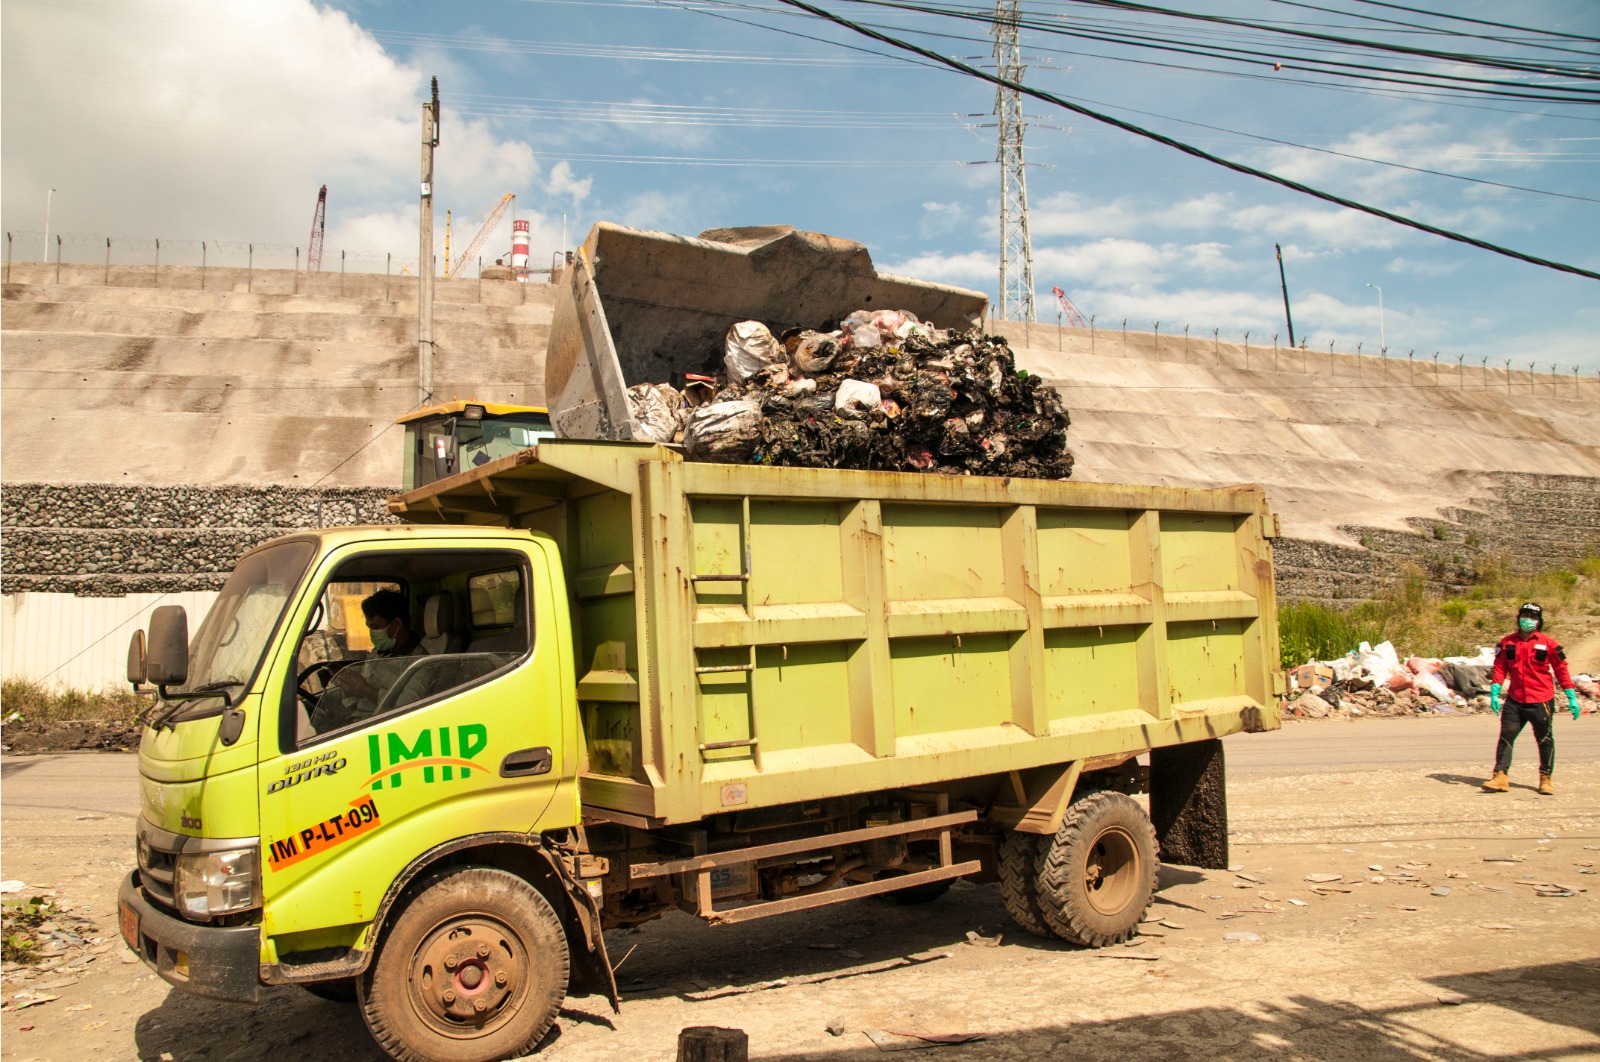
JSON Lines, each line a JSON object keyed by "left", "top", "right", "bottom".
{"left": 3, "top": 0, "right": 1597, "bottom": 374}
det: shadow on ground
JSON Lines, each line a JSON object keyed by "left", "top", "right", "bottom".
{"left": 756, "top": 958, "right": 1600, "bottom": 1062}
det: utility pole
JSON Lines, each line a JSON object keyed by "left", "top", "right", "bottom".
{"left": 43, "top": 188, "right": 55, "bottom": 262}
{"left": 418, "top": 77, "right": 439, "bottom": 408}
{"left": 1366, "top": 282, "right": 1384, "bottom": 354}
{"left": 1275, "top": 243, "right": 1296, "bottom": 350}
{"left": 993, "top": 0, "right": 1035, "bottom": 323}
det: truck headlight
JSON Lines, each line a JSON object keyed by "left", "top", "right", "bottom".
{"left": 174, "top": 847, "right": 260, "bottom": 919}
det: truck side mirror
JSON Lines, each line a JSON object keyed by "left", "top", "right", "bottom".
{"left": 146, "top": 606, "right": 190, "bottom": 687}
{"left": 127, "top": 629, "right": 148, "bottom": 687}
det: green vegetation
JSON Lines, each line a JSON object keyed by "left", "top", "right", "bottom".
{"left": 1, "top": 679, "right": 147, "bottom": 725}
{"left": 1279, "top": 554, "right": 1600, "bottom": 668}
{"left": 2, "top": 895, "right": 61, "bottom": 964}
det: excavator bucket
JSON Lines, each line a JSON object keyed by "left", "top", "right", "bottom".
{"left": 543, "top": 223, "right": 990, "bottom": 440}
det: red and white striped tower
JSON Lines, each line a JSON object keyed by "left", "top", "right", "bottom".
{"left": 511, "top": 219, "right": 530, "bottom": 282}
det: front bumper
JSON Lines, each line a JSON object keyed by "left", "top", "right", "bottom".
{"left": 119, "top": 870, "right": 261, "bottom": 1003}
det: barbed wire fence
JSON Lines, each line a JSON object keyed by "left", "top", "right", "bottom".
{"left": 3, "top": 229, "right": 568, "bottom": 302}
{"left": 993, "top": 312, "right": 1598, "bottom": 401}
{"left": 5, "top": 229, "right": 1595, "bottom": 398}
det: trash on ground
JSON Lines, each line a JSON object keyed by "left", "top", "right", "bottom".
{"left": 1224, "top": 932, "right": 1262, "bottom": 942}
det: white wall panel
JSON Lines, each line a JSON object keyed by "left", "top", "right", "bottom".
{"left": 2, "top": 592, "right": 218, "bottom": 691}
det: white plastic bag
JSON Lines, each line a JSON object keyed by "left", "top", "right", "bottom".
{"left": 625, "top": 382, "right": 686, "bottom": 444}
{"left": 834, "top": 379, "right": 882, "bottom": 418}
{"left": 1358, "top": 640, "right": 1401, "bottom": 687}
{"left": 683, "top": 400, "right": 763, "bottom": 463}
{"left": 724, "top": 321, "right": 782, "bottom": 383}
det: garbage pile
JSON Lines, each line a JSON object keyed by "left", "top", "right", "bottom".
{"left": 625, "top": 310, "right": 1073, "bottom": 479}
{"left": 1286, "top": 639, "right": 1600, "bottom": 720}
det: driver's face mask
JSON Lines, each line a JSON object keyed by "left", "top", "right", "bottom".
{"left": 370, "top": 621, "right": 396, "bottom": 652}
{"left": 1518, "top": 617, "right": 1538, "bottom": 634}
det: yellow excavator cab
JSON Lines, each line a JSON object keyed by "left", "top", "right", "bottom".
{"left": 398, "top": 401, "right": 555, "bottom": 490}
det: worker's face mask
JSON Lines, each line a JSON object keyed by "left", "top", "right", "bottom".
{"left": 370, "top": 622, "right": 396, "bottom": 652}
{"left": 1518, "top": 617, "right": 1538, "bottom": 634}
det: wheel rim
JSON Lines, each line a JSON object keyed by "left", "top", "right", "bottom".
{"left": 1081, "top": 825, "right": 1141, "bottom": 917}
{"left": 405, "top": 914, "right": 530, "bottom": 1040}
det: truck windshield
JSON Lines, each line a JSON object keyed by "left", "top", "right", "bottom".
{"left": 166, "top": 540, "right": 316, "bottom": 715}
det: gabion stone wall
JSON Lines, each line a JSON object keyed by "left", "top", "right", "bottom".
{"left": 2, "top": 483, "right": 396, "bottom": 594}
{"left": 3, "top": 472, "right": 1596, "bottom": 601}
{"left": 1272, "top": 472, "right": 1600, "bottom": 603}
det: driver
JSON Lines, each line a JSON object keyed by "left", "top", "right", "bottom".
{"left": 309, "top": 590, "right": 424, "bottom": 733}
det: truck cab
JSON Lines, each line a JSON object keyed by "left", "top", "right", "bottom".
{"left": 120, "top": 525, "right": 604, "bottom": 1055}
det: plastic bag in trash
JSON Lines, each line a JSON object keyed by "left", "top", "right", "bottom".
{"left": 684, "top": 400, "right": 763, "bottom": 463}
{"left": 1414, "top": 669, "right": 1452, "bottom": 702}
{"left": 626, "top": 382, "right": 687, "bottom": 444}
{"left": 835, "top": 379, "right": 883, "bottom": 418}
{"left": 725, "top": 321, "right": 783, "bottom": 383}
{"left": 786, "top": 330, "right": 842, "bottom": 375}
{"left": 1440, "top": 662, "right": 1490, "bottom": 697}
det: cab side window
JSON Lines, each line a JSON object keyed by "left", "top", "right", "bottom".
{"left": 288, "top": 552, "right": 530, "bottom": 749}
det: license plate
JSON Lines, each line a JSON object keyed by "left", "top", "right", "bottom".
{"left": 119, "top": 901, "right": 139, "bottom": 952}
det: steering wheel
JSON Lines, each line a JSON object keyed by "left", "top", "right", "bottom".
{"left": 295, "top": 662, "right": 335, "bottom": 708}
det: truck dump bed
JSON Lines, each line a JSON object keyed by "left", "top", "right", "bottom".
{"left": 542, "top": 223, "right": 989, "bottom": 440}
{"left": 390, "top": 441, "right": 1282, "bottom": 826}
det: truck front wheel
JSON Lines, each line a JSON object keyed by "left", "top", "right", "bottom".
{"left": 359, "top": 866, "right": 570, "bottom": 1062}
{"left": 1035, "top": 792, "right": 1158, "bottom": 947}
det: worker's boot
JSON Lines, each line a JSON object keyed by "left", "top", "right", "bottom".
{"left": 1481, "top": 771, "right": 1510, "bottom": 792}
{"left": 1538, "top": 774, "right": 1554, "bottom": 796}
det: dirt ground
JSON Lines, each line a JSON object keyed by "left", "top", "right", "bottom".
{"left": 2, "top": 720, "right": 1598, "bottom": 1061}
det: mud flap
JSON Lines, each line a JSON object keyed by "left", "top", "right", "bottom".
{"left": 1150, "top": 739, "right": 1228, "bottom": 870}
{"left": 550, "top": 854, "right": 620, "bottom": 1013}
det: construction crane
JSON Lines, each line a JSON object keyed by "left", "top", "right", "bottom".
{"left": 307, "top": 185, "right": 328, "bottom": 272}
{"left": 1051, "top": 286, "right": 1087, "bottom": 328}
{"left": 446, "top": 193, "right": 514, "bottom": 279}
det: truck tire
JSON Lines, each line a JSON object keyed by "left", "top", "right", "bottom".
{"left": 1035, "top": 792, "right": 1158, "bottom": 947}
{"left": 997, "top": 831, "right": 1052, "bottom": 938}
{"left": 359, "top": 866, "right": 569, "bottom": 1062}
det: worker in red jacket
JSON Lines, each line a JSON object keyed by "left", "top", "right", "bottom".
{"left": 1482, "top": 602, "right": 1581, "bottom": 795}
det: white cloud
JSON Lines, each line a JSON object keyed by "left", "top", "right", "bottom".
{"left": 0, "top": 0, "right": 554, "bottom": 260}
{"left": 545, "top": 161, "right": 592, "bottom": 205}
{"left": 918, "top": 200, "right": 967, "bottom": 239}
{"left": 1383, "top": 255, "right": 1460, "bottom": 278}
{"left": 880, "top": 249, "right": 992, "bottom": 286}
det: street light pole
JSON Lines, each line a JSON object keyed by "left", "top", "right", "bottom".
{"left": 43, "top": 187, "right": 55, "bottom": 262}
{"left": 1366, "top": 282, "right": 1384, "bottom": 354}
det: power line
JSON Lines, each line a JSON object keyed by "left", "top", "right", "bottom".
{"left": 773, "top": 0, "right": 1600, "bottom": 283}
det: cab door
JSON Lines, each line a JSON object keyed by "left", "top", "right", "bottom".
{"left": 255, "top": 536, "right": 573, "bottom": 945}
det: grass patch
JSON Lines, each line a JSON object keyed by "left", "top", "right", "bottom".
{"left": 1280, "top": 554, "right": 1600, "bottom": 668}
{"left": 1, "top": 678, "right": 147, "bottom": 726}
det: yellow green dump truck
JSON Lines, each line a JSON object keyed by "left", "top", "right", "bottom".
{"left": 120, "top": 224, "right": 1282, "bottom": 1062}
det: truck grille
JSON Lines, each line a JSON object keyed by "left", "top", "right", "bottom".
{"left": 136, "top": 820, "right": 183, "bottom": 914}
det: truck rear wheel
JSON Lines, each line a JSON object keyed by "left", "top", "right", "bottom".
{"left": 359, "top": 866, "right": 569, "bottom": 1062}
{"left": 997, "top": 831, "right": 1052, "bottom": 938}
{"left": 1035, "top": 792, "right": 1158, "bottom": 947}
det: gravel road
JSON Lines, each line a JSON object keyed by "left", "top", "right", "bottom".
{"left": 3, "top": 717, "right": 1597, "bottom": 1061}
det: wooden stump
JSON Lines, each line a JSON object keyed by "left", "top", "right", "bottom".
{"left": 677, "top": 1025, "right": 749, "bottom": 1062}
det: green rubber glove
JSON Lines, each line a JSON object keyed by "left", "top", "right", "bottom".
{"left": 1489, "top": 683, "right": 1502, "bottom": 715}
{"left": 1567, "top": 688, "right": 1581, "bottom": 721}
